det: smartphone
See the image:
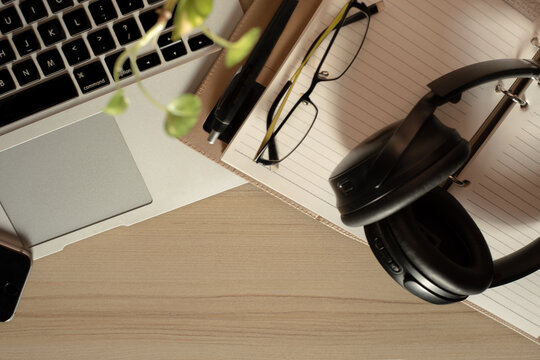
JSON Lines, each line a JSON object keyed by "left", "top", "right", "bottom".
{"left": 0, "top": 233, "right": 32, "bottom": 322}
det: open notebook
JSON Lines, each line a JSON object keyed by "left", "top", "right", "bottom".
{"left": 221, "top": 0, "right": 540, "bottom": 341}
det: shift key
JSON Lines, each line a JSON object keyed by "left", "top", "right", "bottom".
{"left": 74, "top": 60, "right": 110, "bottom": 94}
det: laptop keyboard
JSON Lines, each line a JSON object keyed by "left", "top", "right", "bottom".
{"left": 0, "top": 0, "right": 215, "bottom": 128}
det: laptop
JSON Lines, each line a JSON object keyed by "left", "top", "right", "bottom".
{"left": 0, "top": 0, "right": 246, "bottom": 259}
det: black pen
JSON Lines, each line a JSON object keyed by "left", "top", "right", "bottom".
{"left": 207, "top": 0, "right": 299, "bottom": 144}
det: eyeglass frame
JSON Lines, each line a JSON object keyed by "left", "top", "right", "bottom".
{"left": 253, "top": 0, "right": 378, "bottom": 165}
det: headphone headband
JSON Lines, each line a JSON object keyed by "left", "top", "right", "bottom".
{"left": 369, "top": 59, "right": 540, "bottom": 189}
{"left": 429, "top": 58, "right": 540, "bottom": 104}
{"left": 491, "top": 237, "right": 540, "bottom": 288}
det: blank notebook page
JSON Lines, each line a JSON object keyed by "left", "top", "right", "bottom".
{"left": 222, "top": 0, "right": 539, "bottom": 339}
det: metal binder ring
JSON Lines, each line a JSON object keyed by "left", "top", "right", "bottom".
{"left": 495, "top": 82, "right": 528, "bottom": 108}
{"left": 448, "top": 175, "right": 470, "bottom": 187}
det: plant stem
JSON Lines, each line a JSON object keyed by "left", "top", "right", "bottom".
{"left": 128, "top": 53, "right": 168, "bottom": 112}
{"left": 162, "top": 0, "right": 177, "bottom": 13}
{"left": 201, "top": 25, "right": 234, "bottom": 48}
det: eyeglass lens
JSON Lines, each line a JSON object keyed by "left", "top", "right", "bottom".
{"left": 258, "top": 5, "right": 370, "bottom": 164}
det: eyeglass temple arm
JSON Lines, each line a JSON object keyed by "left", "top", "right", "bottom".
{"left": 302, "top": 2, "right": 381, "bottom": 63}
{"left": 263, "top": 81, "right": 293, "bottom": 161}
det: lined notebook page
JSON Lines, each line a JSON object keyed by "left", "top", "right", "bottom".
{"left": 450, "top": 83, "right": 540, "bottom": 338}
{"left": 222, "top": 0, "right": 538, "bottom": 338}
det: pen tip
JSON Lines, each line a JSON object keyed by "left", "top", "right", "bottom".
{"left": 207, "top": 130, "right": 220, "bottom": 144}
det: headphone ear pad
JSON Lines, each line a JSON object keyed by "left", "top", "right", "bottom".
{"left": 331, "top": 115, "right": 470, "bottom": 227}
{"left": 367, "top": 187, "right": 494, "bottom": 300}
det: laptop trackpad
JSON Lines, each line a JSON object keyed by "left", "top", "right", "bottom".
{"left": 0, "top": 113, "right": 152, "bottom": 246}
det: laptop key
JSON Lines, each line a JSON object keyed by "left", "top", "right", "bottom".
{"left": 113, "top": 17, "right": 141, "bottom": 45}
{"left": 19, "top": 0, "right": 48, "bottom": 24}
{"left": 37, "top": 48, "right": 65, "bottom": 75}
{"left": 12, "top": 58, "right": 40, "bottom": 86}
{"left": 12, "top": 29, "right": 41, "bottom": 56}
{"left": 0, "top": 39, "right": 16, "bottom": 66}
{"left": 37, "top": 17, "right": 66, "bottom": 46}
{"left": 139, "top": 8, "right": 158, "bottom": 32}
{"left": 161, "top": 42, "right": 187, "bottom": 62}
{"left": 188, "top": 34, "right": 213, "bottom": 51}
{"left": 105, "top": 50, "right": 132, "bottom": 80}
{"left": 62, "top": 37, "right": 90, "bottom": 65}
{"left": 116, "top": 0, "right": 143, "bottom": 15}
{"left": 157, "top": 31, "right": 172, "bottom": 47}
{"left": 0, "top": 73, "right": 78, "bottom": 127}
{"left": 136, "top": 51, "right": 160, "bottom": 71}
{"left": 74, "top": 60, "right": 110, "bottom": 93}
{"left": 46, "top": 0, "right": 74, "bottom": 13}
{"left": 63, "top": 7, "right": 91, "bottom": 35}
{"left": 0, "top": 6, "right": 23, "bottom": 33}
{"left": 87, "top": 27, "right": 115, "bottom": 55}
{"left": 88, "top": 0, "right": 117, "bottom": 25}
{"left": 0, "top": 68, "right": 16, "bottom": 95}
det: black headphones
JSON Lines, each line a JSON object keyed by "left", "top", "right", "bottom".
{"left": 329, "top": 59, "right": 540, "bottom": 304}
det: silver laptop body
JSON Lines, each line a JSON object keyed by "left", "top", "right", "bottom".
{"left": 0, "top": 0, "right": 245, "bottom": 259}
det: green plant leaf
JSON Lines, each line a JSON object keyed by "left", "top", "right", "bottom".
{"left": 225, "top": 27, "right": 260, "bottom": 67}
{"left": 187, "top": 0, "right": 212, "bottom": 26}
{"left": 172, "top": 0, "right": 213, "bottom": 41}
{"left": 164, "top": 94, "right": 202, "bottom": 137}
{"left": 103, "top": 90, "right": 129, "bottom": 115}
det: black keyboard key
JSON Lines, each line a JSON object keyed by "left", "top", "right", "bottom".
{"left": 19, "top": 0, "right": 48, "bottom": 24}
{"left": 12, "top": 29, "right": 41, "bottom": 56}
{"left": 136, "top": 51, "right": 160, "bottom": 71}
{"left": 0, "top": 39, "right": 16, "bottom": 66}
{"left": 105, "top": 50, "right": 132, "bottom": 80}
{"left": 188, "top": 34, "right": 213, "bottom": 51}
{"left": 116, "top": 0, "right": 143, "bottom": 15}
{"left": 12, "top": 58, "right": 40, "bottom": 86}
{"left": 63, "top": 7, "right": 91, "bottom": 35}
{"left": 73, "top": 60, "right": 109, "bottom": 93}
{"left": 161, "top": 42, "right": 187, "bottom": 61}
{"left": 157, "top": 31, "right": 172, "bottom": 47}
{"left": 88, "top": 0, "right": 117, "bottom": 25}
{"left": 0, "top": 6, "right": 22, "bottom": 33}
{"left": 37, "top": 48, "right": 65, "bottom": 75}
{"left": 0, "top": 73, "right": 78, "bottom": 127}
{"left": 47, "top": 0, "right": 74, "bottom": 13}
{"left": 62, "top": 38, "right": 90, "bottom": 65}
{"left": 138, "top": 8, "right": 157, "bottom": 32}
{"left": 0, "top": 68, "right": 16, "bottom": 95}
{"left": 113, "top": 17, "right": 141, "bottom": 45}
{"left": 37, "top": 17, "right": 66, "bottom": 46}
{"left": 87, "top": 27, "right": 115, "bottom": 55}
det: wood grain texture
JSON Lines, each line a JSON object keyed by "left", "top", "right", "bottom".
{"left": 1, "top": 184, "right": 538, "bottom": 359}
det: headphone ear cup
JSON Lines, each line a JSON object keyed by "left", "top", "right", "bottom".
{"left": 331, "top": 114, "right": 470, "bottom": 227}
{"left": 366, "top": 187, "right": 494, "bottom": 303}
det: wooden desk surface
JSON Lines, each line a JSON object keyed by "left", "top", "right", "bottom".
{"left": 1, "top": 184, "right": 538, "bottom": 359}
{"left": 1, "top": 0, "right": 538, "bottom": 358}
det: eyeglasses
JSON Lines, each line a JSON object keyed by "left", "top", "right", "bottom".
{"left": 253, "top": 0, "right": 379, "bottom": 165}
